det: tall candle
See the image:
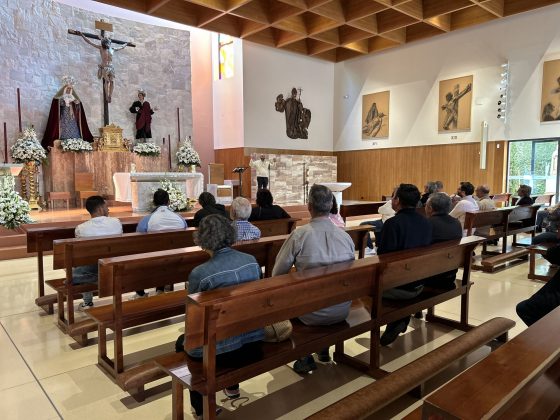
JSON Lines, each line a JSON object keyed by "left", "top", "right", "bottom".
{"left": 3, "top": 122, "right": 7, "bottom": 163}
{"left": 168, "top": 134, "right": 172, "bottom": 170}
{"left": 17, "top": 88, "right": 22, "bottom": 132}
{"left": 177, "top": 108, "right": 181, "bottom": 145}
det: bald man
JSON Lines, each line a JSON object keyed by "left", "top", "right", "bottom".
{"left": 474, "top": 185, "right": 496, "bottom": 211}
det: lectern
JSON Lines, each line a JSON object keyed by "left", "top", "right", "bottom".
{"left": 232, "top": 167, "right": 247, "bottom": 197}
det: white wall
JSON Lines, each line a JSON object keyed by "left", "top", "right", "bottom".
{"left": 212, "top": 35, "right": 245, "bottom": 149}
{"left": 334, "top": 3, "right": 560, "bottom": 152}
{"left": 242, "top": 42, "right": 335, "bottom": 151}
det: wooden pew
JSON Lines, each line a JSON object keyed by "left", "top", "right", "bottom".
{"left": 156, "top": 236, "right": 483, "bottom": 419}
{"left": 50, "top": 229, "right": 198, "bottom": 343}
{"left": 528, "top": 242, "right": 559, "bottom": 282}
{"left": 417, "top": 305, "right": 560, "bottom": 419}
{"left": 339, "top": 200, "right": 385, "bottom": 222}
{"left": 466, "top": 205, "right": 540, "bottom": 273}
{"left": 26, "top": 221, "right": 139, "bottom": 314}
{"left": 490, "top": 192, "right": 511, "bottom": 207}
{"left": 27, "top": 217, "right": 297, "bottom": 314}
{"left": 88, "top": 236, "right": 287, "bottom": 390}
{"left": 511, "top": 193, "right": 555, "bottom": 206}
{"left": 305, "top": 317, "right": 515, "bottom": 420}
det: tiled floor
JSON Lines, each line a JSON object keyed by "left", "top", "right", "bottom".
{"left": 0, "top": 231, "right": 546, "bottom": 420}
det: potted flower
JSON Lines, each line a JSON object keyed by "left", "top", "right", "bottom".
{"left": 133, "top": 142, "right": 161, "bottom": 157}
{"left": 60, "top": 138, "right": 93, "bottom": 153}
{"left": 176, "top": 136, "right": 201, "bottom": 172}
{"left": 153, "top": 179, "right": 194, "bottom": 212}
{"left": 0, "top": 175, "right": 33, "bottom": 229}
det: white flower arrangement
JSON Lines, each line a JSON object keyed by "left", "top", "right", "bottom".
{"left": 133, "top": 142, "right": 161, "bottom": 157}
{"left": 0, "top": 176, "right": 33, "bottom": 229}
{"left": 176, "top": 136, "right": 201, "bottom": 167}
{"left": 60, "top": 138, "right": 93, "bottom": 153}
{"left": 153, "top": 179, "right": 193, "bottom": 212}
{"left": 10, "top": 127, "right": 47, "bottom": 165}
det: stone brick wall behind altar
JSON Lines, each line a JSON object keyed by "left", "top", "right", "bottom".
{"left": 0, "top": 0, "right": 192, "bottom": 153}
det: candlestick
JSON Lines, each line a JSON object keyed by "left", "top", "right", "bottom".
{"left": 168, "top": 134, "right": 172, "bottom": 171}
{"left": 177, "top": 107, "right": 181, "bottom": 145}
{"left": 3, "top": 122, "right": 7, "bottom": 163}
{"left": 17, "top": 88, "right": 22, "bottom": 132}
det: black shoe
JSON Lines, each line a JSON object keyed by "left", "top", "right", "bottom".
{"left": 317, "top": 348, "right": 331, "bottom": 363}
{"left": 414, "top": 311, "right": 423, "bottom": 319}
{"left": 380, "top": 317, "right": 410, "bottom": 346}
{"left": 293, "top": 355, "right": 317, "bottom": 374}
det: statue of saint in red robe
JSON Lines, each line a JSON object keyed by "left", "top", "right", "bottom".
{"left": 129, "top": 90, "right": 155, "bottom": 142}
{"left": 42, "top": 79, "right": 93, "bottom": 149}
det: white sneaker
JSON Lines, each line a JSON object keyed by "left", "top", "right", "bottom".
{"left": 129, "top": 293, "right": 148, "bottom": 301}
{"left": 78, "top": 302, "right": 93, "bottom": 311}
{"left": 365, "top": 247, "right": 377, "bottom": 256}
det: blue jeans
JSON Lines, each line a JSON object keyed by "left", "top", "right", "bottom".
{"left": 360, "top": 220, "right": 383, "bottom": 248}
{"left": 71, "top": 264, "right": 97, "bottom": 304}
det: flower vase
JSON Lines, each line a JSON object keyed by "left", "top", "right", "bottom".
{"left": 190, "top": 165, "right": 197, "bottom": 173}
{"left": 177, "top": 164, "right": 185, "bottom": 172}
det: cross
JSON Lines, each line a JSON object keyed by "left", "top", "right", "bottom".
{"left": 68, "top": 20, "right": 136, "bottom": 126}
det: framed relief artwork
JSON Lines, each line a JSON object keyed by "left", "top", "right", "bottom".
{"left": 362, "top": 90, "right": 390, "bottom": 139}
{"left": 541, "top": 59, "right": 560, "bottom": 122}
{"left": 438, "top": 75, "right": 473, "bottom": 132}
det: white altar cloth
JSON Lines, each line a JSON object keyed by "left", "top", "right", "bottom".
{"left": 114, "top": 172, "right": 204, "bottom": 212}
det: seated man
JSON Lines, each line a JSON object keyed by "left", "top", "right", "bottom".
{"left": 420, "top": 181, "right": 438, "bottom": 206}
{"left": 133, "top": 189, "right": 187, "bottom": 299}
{"left": 533, "top": 203, "right": 560, "bottom": 244}
{"left": 192, "top": 192, "right": 229, "bottom": 227}
{"left": 517, "top": 246, "right": 560, "bottom": 326}
{"left": 377, "top": 184, "right": 432, "bottom": 345}
{"left": 73, "top": 196, "right": 123, "bottom": 310}
{"left": 175, "top": 214, "right": 264, "bottom": 418}
{"left": 474, "top": 184, "right": 497, "bottom": 238}
{"left": 231, "top": 197, "right": 261, "bottom": 241}
{"left": 272, "top": 184, "right": 355, "bottom": 373}
{"left": 449, "top": 181, "right": 479, "bottom": 232}
{"left": 423, "top": 192, "right": 463, "bottom": 290}
{"left": 516, "top": 184, "right": 533, "bottom": 205}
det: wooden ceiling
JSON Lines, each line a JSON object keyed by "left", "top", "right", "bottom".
{"left": 93, "top": 0, "right": 560, "bottom": 62}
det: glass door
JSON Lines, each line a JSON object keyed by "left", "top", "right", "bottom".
{"left": 507, "top": 139, "right": 559, "bottom": 202}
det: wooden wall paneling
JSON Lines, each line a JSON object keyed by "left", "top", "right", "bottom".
{"left": 214, "top": 147, "right": 251, "bottom": 198}
{"left": 335, "top": 141, "right": 507, "bottom": 201}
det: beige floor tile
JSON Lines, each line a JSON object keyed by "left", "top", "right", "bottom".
{"left": 0, "top": 381, "right": 59, "bottom": 420}
{"left": 0, "top": 326, "right": 35, "bottom": 391}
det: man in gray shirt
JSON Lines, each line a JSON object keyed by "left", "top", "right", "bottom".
{"left": 272, "top": 184, "right": 355, "bottom": 374}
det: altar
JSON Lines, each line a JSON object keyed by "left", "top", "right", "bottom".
{"left": 123, "top": 172, "right": 204, "bottom": 212}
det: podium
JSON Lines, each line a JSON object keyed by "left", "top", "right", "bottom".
{"left": 232, "top": 167, "right": 247, "bottom": 197}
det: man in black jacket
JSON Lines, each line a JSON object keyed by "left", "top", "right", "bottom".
{"left": 377, "top": 184, "right": 432, "bottom": 345}
{"left": 423, "top": 193, "right": 463, "bottom": 290}
{"left": 192, "top": 192, "right": 230, "bottom": 227}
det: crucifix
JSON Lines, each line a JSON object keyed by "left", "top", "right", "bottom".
{"left": 68, "top": 20, "right": 135, "bottom": 126}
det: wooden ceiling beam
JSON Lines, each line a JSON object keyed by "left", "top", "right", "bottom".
{"left": 240, "top": 20, "right": 270, "bottom": 37}
{"left": 183, "top": 0, "right": 227, "bottom": 11}
{"left": 307, "top": 38, "right": 337, "bottom": 54}
{"left": 276, "top": 0, "right": 308, "bottom": 8}
{"left": 472, "top": 0, "right": 504, "bottom": 17}
{"left": 423, "top": 0, "right": 474, "bottom": 19}
{"left": 226, "top": 0, "right": 254, "bottom": 11}
{"left": 268, "top": 2, "right": 305, "bottom": 24}
{"left": 275, "top": 29, "right": 307, "bottom": 47}
{"left": 347, "top": 15, "right": 378, "bottom": 34}
{"left": 451, "top": 4, "right": 497, "bottom": 31}
{"left": 230, "top": 0, "right": 270, "bottom": 24}
{"left": 272, "top": 13, "right": 308, "bottom": 34}
{"left": 339, "top": 25, "right": 373, "bottom": 44}
{"left": 393, "top": 0, "right": 423, "bottom": 20}
{"left": 504, "top": 0, "right": 560, "bottom": 16}
{"left": 378, "top": 27, "right": 406, "bottom": 43}
{"left": 280, "top": 39, "right": 309, "bottom": 54}
{"left": 376, "top": 9, "right": 419, "bottom": 33}
{"left": 305, "top": 13, "right": 340, "bottom": 35}
{"left": 311, "top": 0, "right": 346, "bottom": 23}
{"left": 146, "top": 0, "right": 172, "bottom": 14}
{"left": 336, "top": 47, "right": 365, "bottom": 62}
{"left": 368, "top": 35, "right": 400, "bottom": 53}
{"left": 342, "top": 38, "right": 369, "bottom": 54}
{"left": 306, "top": 0, "right": 334, "bottom": 9}
{"left": 344, "top": 0, "right": 387, "bottom": 21}
{"left": 424, "top": 13, "right": 451, "bottom": 31}
{"left": 310, "top": 28, "right": 340, "bottom": 45}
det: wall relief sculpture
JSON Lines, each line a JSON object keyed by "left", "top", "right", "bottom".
{"left": 275, "top": 87, "right": 311, "bottom": 139}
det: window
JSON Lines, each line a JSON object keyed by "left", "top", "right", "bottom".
{"left": 218, "top": 34, "right": 234, "bottom": 80}
{"left": 507, "top": 138, "right": 558, "bottom": 201}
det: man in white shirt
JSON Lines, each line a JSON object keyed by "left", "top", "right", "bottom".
{"left": 449, "top": 181, "right": 479, "bottom": 232}
{"left": 73, "top": 196, "right": 123, "bottom": 310}
{"left": 474, "top": 184, "right": 497, "bottom": 237}
{"left": 133, "top": 189, "right": 187, "bottom": 299}
{"left": 360, "top": 189, "right": 396, "bottom": 254}
{"left": 249, "top": 154, "right": 276, "bottom": 190}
